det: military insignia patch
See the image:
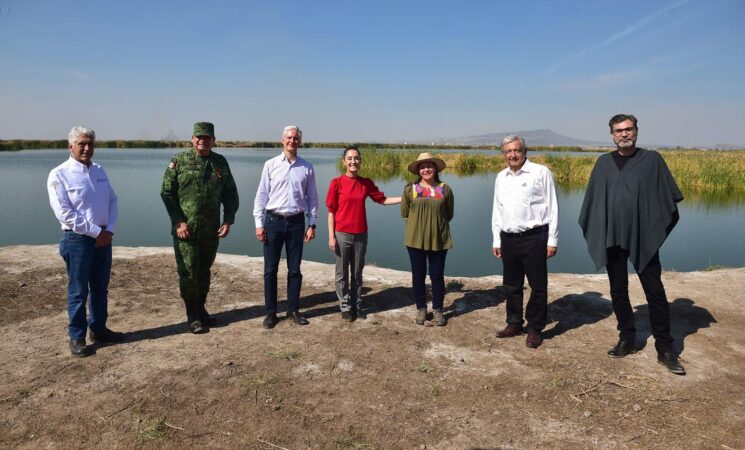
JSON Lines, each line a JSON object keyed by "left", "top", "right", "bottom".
{"left": 214, "top": 167, "right": 222, "bottom": 178}
{"left": 169, "top": 161, "right": 176, "bottom": 169}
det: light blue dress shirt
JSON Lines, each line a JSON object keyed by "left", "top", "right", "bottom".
{"left": 253, "top": 153, "right": 318, "bottom": 228}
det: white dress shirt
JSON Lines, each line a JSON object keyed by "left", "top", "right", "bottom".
{"left": 47, "top": 157, "right": 118, "bottom": 238}
{"left": 491, "top": 159, "right": 559, "bottom": 248}
{"left": 253, "top": 153, "right": 319, "bottom": 227}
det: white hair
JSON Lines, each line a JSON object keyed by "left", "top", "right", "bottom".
{"left": 68, "top": 126, "right": 96, "bottom": 145}
{"left": 282, "top": 125, "right": 302, "bottom": 139}
{"left": 501, "top": 134, "right": 526, "bottom": 150}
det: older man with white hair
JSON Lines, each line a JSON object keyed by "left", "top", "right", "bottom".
{"left": 48, "top": 126, "right": 124, "bottom": 357}
{"left": 253, "top": 125, "right": 319, "bottom": 329}
{"left": 491, "top": 135, "right": 559, "bottom": 349}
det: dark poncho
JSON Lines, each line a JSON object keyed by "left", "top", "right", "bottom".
{"left": 578, "top": 148, "right": 683, "bottom": 272}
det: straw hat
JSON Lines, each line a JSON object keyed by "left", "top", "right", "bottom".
{"left": 407, "top": 152, "right": 447, "bottom": 175}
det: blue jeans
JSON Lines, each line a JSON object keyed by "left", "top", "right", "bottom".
{"left": 263, "top": 211, "right": 305, "bottom": 314}
{"left": 59, "top": 232, "right": 112, "bottom": 339}
{"left": 406, "top": 247, "right": 448, "bottom": 310}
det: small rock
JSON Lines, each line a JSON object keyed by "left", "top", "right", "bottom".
{"left": 584, "top": 411, "right": 592, "bottom": 418}
{"left": 522, "top": 391, "right": 528, "bottom": 398}
{"left": 633, "top": 404, "right": 641, "bottom": 412}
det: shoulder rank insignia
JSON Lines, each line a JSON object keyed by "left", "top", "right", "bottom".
{"left": 168, "top": 161, "right": 176, "bottom": 170}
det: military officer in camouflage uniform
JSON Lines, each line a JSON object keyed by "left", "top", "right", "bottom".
{"left": 161, "top": 122, "right": 239, "bottom": 333}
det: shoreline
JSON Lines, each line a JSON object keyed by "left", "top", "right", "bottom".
{"left": 6, "top": 244, "right": 743, "bottom": 278}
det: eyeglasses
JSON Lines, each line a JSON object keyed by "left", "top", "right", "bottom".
{"left": 612, "top": 127, "right": 636, "bottom": 135}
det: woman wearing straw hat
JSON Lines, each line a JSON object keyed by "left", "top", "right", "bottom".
{"left": 401, "top": 152, "right": 454, "bottom": 326}
{"left": 326, "top": 146, "right": 401, "bottom": 322}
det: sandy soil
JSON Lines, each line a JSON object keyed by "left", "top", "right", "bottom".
{"left": 0, "top": 245, "right": 743, "bottom": 449}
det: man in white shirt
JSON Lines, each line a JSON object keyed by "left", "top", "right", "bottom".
{"left": 253, "top": 125, "right": 319, "bottom": 329}
{"left": 491, "top": 135, "right": 559, "bottom": 349}
{"left": 47, "top": 126, "right": 124, "bottom": 357}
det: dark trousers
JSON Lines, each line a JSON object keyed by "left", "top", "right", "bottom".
{"left": 606, "top": 247, "right": 673, "bottom": 351}
{"left": 500, "top": 226, "right": 548, "bottom": 333}
{"left": 406, "top": 247, "right": 448, "bottom": 310}
{"left": 263, "top": 211, "right": 305, "bottom": 314}
{"left": 173, "top": 235, "right": 219, "bottom": 323}
{"left": 59, "top": 232, "right": 112, "bottom": 340}
{"left": 334, "top": 231, "right": 367, "bottom": 312}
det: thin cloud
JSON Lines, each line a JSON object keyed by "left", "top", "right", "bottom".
{"left": 547, "top": 0, "right": 693, "bottom": 74}
{"left": 67, "top": 71, "right": 91, "bottom": 81}
{"left": 560, "top": 70, "right": 648, "bottom": 90}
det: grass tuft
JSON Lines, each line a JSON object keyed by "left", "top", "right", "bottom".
{"left": 265, "top": 349, "right": 301, "bottom": 360}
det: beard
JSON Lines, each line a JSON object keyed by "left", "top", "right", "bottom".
{"left": 615, "top": 138, "right": 636, "bottom": 149}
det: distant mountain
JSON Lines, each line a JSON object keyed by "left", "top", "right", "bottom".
{"left": 421, "top": 129, "right": 609, "bottom": 148}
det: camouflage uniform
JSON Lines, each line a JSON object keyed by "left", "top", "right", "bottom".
{"left": 161, "top": 148, "right": 239, "bottom": 323}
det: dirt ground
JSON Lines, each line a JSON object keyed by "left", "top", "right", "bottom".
{"left": 0, "top": 245, "right": 743, "bottom": 450}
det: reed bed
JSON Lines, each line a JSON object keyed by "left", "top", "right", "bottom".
{"left": 339, "top": 149, "right": 745, "bottom": 197}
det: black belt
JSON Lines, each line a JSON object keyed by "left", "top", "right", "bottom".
{"left": 501, "top": 224, "right": 548, "bottom": 238}
{"left": 266, "top": 210, "right": 304, "bottom": 220}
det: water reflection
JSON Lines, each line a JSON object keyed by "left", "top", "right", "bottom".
{"left": 1, "top": 147, "right": 743, "bottom": 276}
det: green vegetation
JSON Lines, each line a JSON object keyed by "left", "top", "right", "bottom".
{"left": 336, "top": 148, "right": 745, "bottom": 197}
{"left": 416, "top": 362, "right": 432, "bottom": 373}
{"left": 0, "top": 139, "right": 194, "bottom": 150}
{"left": 336, "top": 429, "right": 371, "bottom": 449}
{"left": 446, "top": 280, "right": 465, "bottom": 291}
{"left": 0, "top": 138, "right": 602, "bottom": 152}
{"left": 264, "top": 349, "right": 301, "bottom": 360}
{"left": 138, "top": 417, "right": 169, "bottom": 440}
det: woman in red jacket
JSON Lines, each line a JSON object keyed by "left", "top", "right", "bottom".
{"left": 326, "top": 147, "right": 401, "bottom": 321}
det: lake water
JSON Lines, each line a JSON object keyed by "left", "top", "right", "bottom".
{"left": 2, "top": 148, "right": 744, "bottom": 276}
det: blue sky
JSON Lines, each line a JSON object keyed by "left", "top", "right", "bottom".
{"left": 1, "top": 0, "right": 744, "bottom": 146}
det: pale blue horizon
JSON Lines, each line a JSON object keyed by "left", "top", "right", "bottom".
{"left": 1, "top": 0, "right": 743, "bottom": 147}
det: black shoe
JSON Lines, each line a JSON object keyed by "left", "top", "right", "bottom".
{"left": 200, "top": 315, "right": 218, "bottom": 327}
{"left": 263, "top": 314, "right": 278, "bottom": 329}
{"left": 69, "top": 339, "right": 91, "bottom": 358}
{"left": 288, "top": 311, "right": 309, "bottom": 325}
{"left": 607, "top": 340, "right": 636, "bottom": 358}
{"left": 658, "top": 351, "right": 686, "bottom": 375}
{"left": 341, "top": 311, "right": 355, "bottom": 322}
{"left": 199, "top": 308, "right": 218, "bottom": 327}
{"left": 90, "top": 328, "right": 125, "bottom": 344}
{"left": 355, "top": 307, "right": 367, "bottom": 320}
{"left": 188, "top": 320, "right": 207, "bottom": 334}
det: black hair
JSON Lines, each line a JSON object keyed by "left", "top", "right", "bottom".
{"left": 609, "top": 114, "right": 638, "bottom": 131}
{"left": 342, "top": 146, "right": 360, "bottom": 159}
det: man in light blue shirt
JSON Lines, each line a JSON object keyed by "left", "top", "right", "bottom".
{"left": 253, "top": 125, "right": 318, "bottom": 328}
{"left": 48, "top": 126, "right": 124, "bottom": 357}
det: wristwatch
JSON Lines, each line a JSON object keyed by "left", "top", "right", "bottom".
{"left": 309, "top": 224, "right": 317, "bottom": 229}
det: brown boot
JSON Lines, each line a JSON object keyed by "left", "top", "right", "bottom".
{"left": 496, "top": 325, "right": 523, "bottom": 338}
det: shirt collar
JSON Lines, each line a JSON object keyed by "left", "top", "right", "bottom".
{"left": 281, "top": 153, "right": 302, "bottom": 164}
{"left": 67, "top": 156, "right": 91, "bottom": 172}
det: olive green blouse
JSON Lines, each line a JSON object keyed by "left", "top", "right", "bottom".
{"left": 400, "top": 182, "right": 454, "bottom": 251}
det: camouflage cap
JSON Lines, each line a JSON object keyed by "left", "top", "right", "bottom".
{"left": 193, "top": 122, "right": 215, "bottom": 137}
